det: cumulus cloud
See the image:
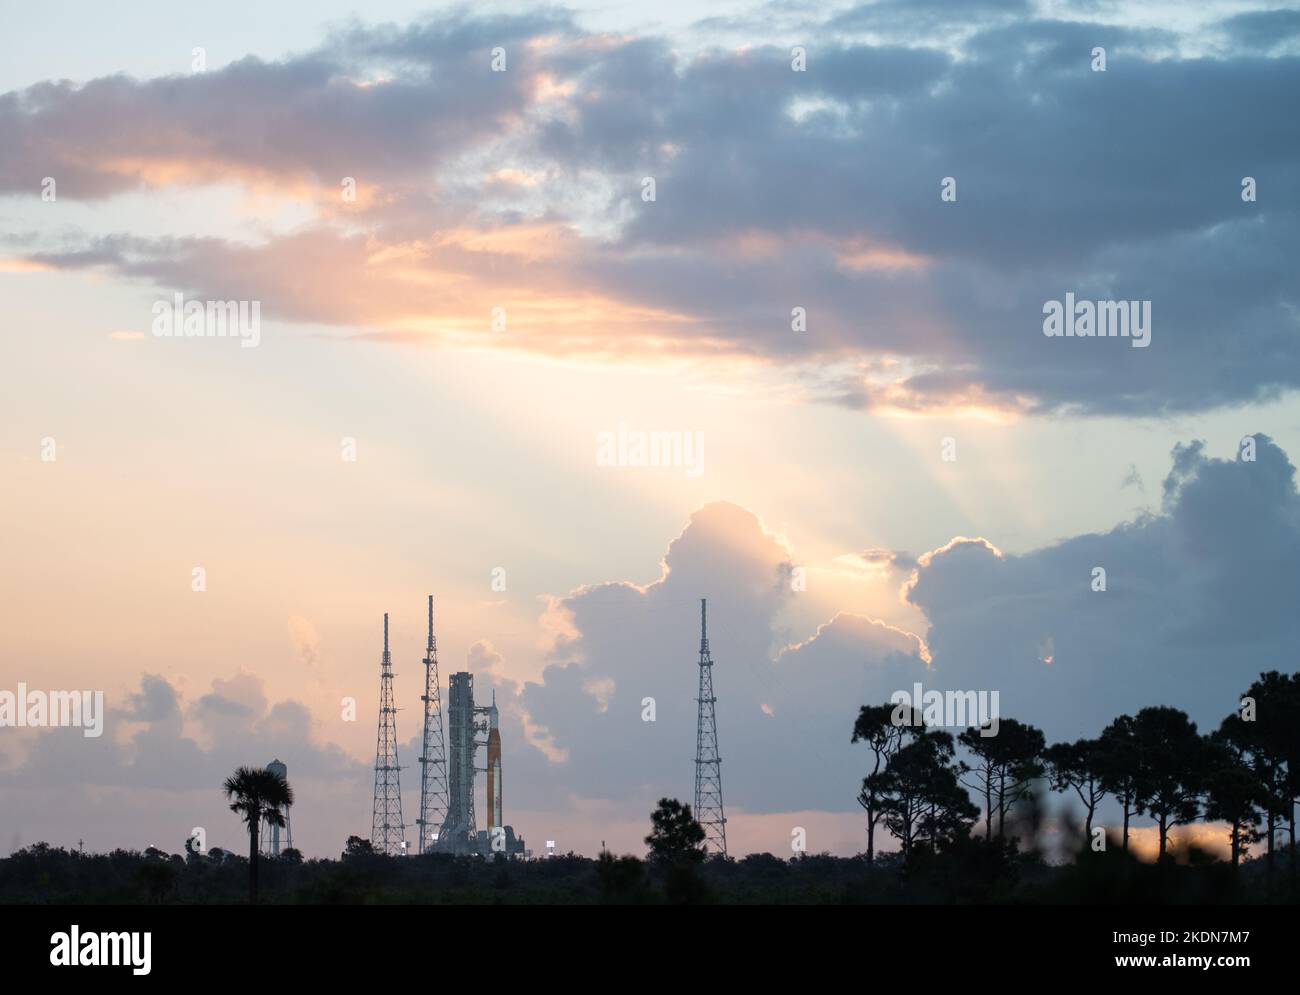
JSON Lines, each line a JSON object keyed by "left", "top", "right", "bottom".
{"left": 2, "top": 671, "right": 361, "bottom": 791}
{"left": 2, "top": 7, "right": 1297, "bottom": 416}
{"left": 481, "top": 502, "right": 930, "bottom": 817}
{"left": 905, "top": 433, "right": 1300, "bottom": 738}
{"left": 1, "top": 670, "right": 369, "bottom": 855}
{"left": 121, "top": 673, "right": 182, "bottom": 725}
{"left": 477, "top": 434, "right": 1300, "bottom": 829}
{"left": 5, "top": 434, "right": 1298, "bottom": 853}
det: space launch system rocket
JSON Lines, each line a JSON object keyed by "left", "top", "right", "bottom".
{"left": 486, "top": 691, "right": 502, "bottom": 831}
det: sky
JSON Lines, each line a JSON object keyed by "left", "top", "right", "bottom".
{"left": 2, "top": 0, "right": 1299, "bottom": 860}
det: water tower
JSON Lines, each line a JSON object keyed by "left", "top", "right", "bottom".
{"left": 261, "top": 758, "right": 294, "bottom": 856}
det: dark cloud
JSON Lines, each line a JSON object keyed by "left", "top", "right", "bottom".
{"left": 4, "top": 8, "right": 1299, "bottom": 415}
{"left": 907, "top": 433, "right": 1300, "bottom": 738}
{"left": 0, "top": 10, "right": 567, "bottom": 200}
{"left": 829, "top": 0, "right": 1035, "bottom": 36}
{"left": 475, "top": 502, "right": 929, "bottom": 814}
{"left": 482, "top": 434, "right": 1300, "bottom": 819}
{"left": 1219, "top": 8, "right": 1300, "bottom": 51}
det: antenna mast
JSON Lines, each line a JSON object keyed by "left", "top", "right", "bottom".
{"left": 416, "top": 596, "right": 450, "bottom": 854}
{"left": 370, "top": 612, "right": 406, "bottom": 855}
{"left": 693, "top": 598, "right": 727, "bottom": 856}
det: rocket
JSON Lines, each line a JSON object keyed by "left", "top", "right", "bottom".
{"left": 486, "top": 691, "right": 503, "bottom": 831}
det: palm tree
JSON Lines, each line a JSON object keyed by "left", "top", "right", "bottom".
{"left": 223, "top": 765, "right": 293, "bottom": 903}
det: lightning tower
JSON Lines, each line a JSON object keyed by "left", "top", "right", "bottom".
{"left": 370, "top": 612, "right": 406, "bottom": 855}
{"left": 693, "top": 598, "right": 727, "bottom": 856}
{"left": 416, "top": 595, "right": 450, "bottom": 854}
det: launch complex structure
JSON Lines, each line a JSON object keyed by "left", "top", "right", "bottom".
{"left": 370, "top": 597, "right": 525, "bottom": 857}
{"left": 369, "top": 595, "right": 728, "bottom": 860}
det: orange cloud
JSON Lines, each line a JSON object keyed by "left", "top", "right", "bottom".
{"left": 0, "top": 257, "right": 54, "bottom": 273}
{"left": 834, "top": 238, "right": 930, "bottom": 274}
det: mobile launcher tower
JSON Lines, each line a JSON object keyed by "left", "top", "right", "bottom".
{"left": 435, "top": 673, "right": 526, "bottom": 857}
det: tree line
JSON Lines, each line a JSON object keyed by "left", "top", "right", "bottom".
{"left": 853, "top": 671, "right": 1300, "bottom": 877}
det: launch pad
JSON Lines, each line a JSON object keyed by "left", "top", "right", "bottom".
{"left": 432, "top": 671, "right": 526, "bottom": 857}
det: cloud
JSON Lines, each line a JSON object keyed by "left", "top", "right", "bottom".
{"left": 1121, "top": 463, "right": 1145, "bottom": 493}
{"left": 287, "top": 615, "right": 321, "bottom": 674}
{"left": 122, "top": 673, "right": 182, "bottom": 725}
{"left": 5, "top": 433, "right": 1299, "bottom": 853}
{"left": 905, "top": 433, "right": 1300, "bottom": 738}
{"left": 0, "top": 10, "right": 573, "bottom": 200}
{"left": 0, "top": 669, "right": 370, "bottom": 855}
{"left": 1218, "top": 8, "right": 1300, "bottom": 53}
{"left": 2, "top": 9, "right": 1297, "bottom": 416}
{"left": 829, "top": 0, "right": 1034, "bottom": 35}
{"left": 479, "top": 434, "right": 1300, "bottom": 830}
{"left": 2, "top": 671, "right": 361, "bottom": 791}
{"left": 481, "top": 502, "right": 930, "bottom": 817}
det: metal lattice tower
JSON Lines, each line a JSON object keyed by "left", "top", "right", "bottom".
{"left": 370, "top": 613, "right": 406, "bottom": 855}
{"left": 416, "top": 595, "right": 449, "bottom": 854}
{"left": 693, "top": 598, "right": 727, "bottom": 857}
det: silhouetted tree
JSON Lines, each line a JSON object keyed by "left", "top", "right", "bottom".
{"left": 222, "top": 765, "right": 293, "bottom": 903}
{"left": 1203, "top": 724, "right": 1267, "bottom": 869}
{"left": 852, "top": 702, "right": 920, "bottom": 864}
{"left": 135, "top": 859, "right": 178, "bottom": 904}
{"left": 1131, "top": 707, "right": 1203, "bottom": 861}
{"left": 645, "top": 798, "right": 706, "bottom": 864}
{"left": 1237, "top": 672, "right": 1300, "bottom": 884}
{"left": 645, "top": 798, "right": 710, "bottom": 904}
{"left": 1285, "top": 675, "right": 1300, "bottom": 883}
{"left": 1045, "top": 738, "right": 1107, "bottom": 840}
{"left": 1097, "top": 715, "right": 1141, "bottom": 851}
{"left": 880, "top": 730, "right": 976, "bottom": 855}
{"left": 959, "top": 719, "right": 1045, "bottom": 839}
{"left": 342, "top": 836, "right": 375, "bottom": 860}
{"left": 596, "top": 852, "right": 647, "bottom": 903}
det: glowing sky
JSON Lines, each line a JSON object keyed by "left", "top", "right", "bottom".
{"left": 2, "top": 0, "right": 1299, "bottom": 858}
